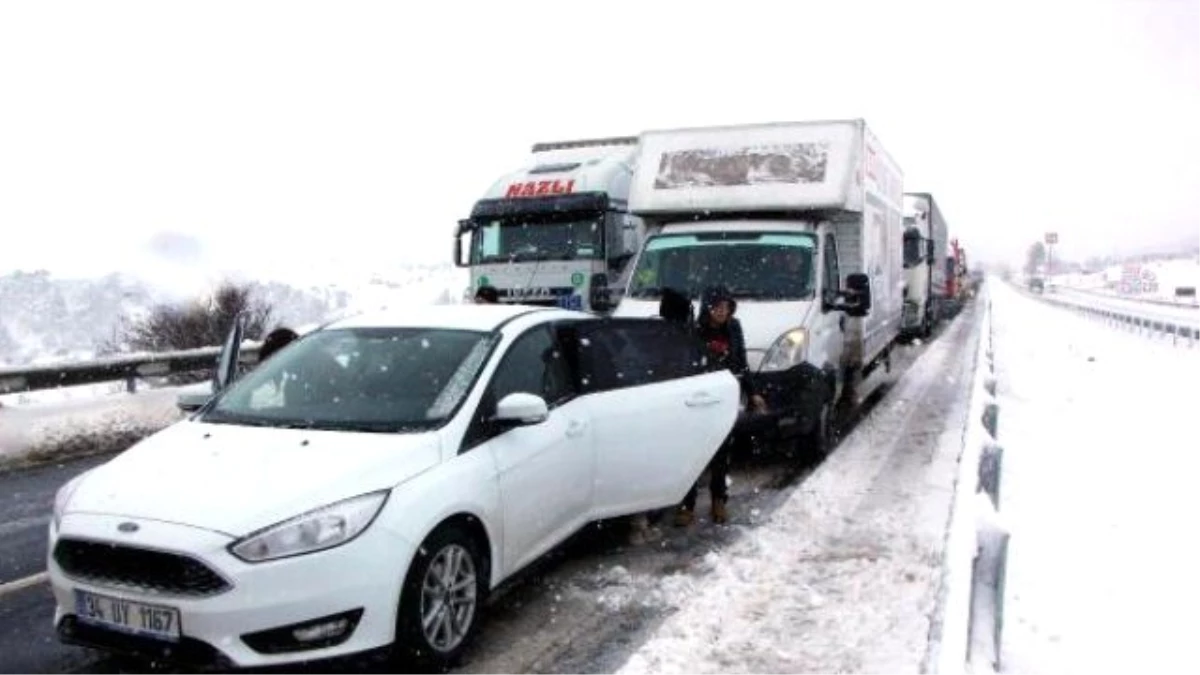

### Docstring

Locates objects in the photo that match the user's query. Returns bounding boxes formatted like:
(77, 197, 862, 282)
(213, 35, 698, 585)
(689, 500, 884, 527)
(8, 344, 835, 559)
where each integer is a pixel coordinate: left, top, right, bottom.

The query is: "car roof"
(322, 303, 590, 333)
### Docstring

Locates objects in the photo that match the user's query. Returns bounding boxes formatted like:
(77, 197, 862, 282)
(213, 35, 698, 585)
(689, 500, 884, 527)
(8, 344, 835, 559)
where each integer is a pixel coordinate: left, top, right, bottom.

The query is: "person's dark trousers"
(682, 434, 733, 510)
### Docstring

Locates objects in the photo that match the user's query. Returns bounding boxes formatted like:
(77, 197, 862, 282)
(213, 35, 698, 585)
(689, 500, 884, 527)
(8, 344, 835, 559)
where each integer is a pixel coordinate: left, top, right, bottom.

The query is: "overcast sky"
(1, 0, 1196, 288)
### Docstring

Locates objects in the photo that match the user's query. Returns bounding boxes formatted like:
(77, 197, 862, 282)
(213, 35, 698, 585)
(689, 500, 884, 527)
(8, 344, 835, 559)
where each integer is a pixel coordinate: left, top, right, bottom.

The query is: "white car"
(47, 304, 739, 669)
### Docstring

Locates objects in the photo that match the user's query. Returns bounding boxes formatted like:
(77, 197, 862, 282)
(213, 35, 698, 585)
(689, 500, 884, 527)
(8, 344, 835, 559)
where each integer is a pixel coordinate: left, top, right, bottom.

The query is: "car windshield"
(202, 327, 497, 433)
(471, 214, 604, 263)
(627, 231, 817, 301)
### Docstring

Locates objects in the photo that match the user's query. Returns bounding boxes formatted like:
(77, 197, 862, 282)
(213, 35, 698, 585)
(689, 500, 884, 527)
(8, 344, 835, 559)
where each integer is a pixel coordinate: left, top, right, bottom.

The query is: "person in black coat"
(676, 286, 765, 526)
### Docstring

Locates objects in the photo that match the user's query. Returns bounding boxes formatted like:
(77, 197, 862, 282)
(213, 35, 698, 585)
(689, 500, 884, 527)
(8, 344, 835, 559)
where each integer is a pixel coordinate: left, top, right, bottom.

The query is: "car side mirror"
(176, 392, 212, 413)
(493, 392, 549, 426)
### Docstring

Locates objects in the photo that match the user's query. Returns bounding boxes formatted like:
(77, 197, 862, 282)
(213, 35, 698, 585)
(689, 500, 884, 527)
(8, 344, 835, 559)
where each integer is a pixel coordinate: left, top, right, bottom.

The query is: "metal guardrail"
(1053, 284, 1199, 310)
(1018, 285, 1200, 347)
(0, 343, 262, 396)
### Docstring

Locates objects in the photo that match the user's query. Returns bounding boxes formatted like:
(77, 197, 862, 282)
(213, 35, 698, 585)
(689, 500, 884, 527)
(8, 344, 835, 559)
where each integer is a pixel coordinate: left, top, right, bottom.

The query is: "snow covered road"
(614, 297, 982, 674)
(0, 299, 985, 673)
(993, 281, 1200, 672)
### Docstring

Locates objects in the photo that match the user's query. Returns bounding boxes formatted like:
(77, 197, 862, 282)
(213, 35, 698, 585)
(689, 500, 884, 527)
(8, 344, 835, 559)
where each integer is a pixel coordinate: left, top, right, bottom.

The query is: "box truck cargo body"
(454, 137, 644, 312)
(612, 119, 905, 455)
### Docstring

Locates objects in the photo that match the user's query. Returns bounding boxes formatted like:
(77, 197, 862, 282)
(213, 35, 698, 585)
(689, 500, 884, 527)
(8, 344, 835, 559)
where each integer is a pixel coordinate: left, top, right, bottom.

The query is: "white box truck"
(900, 191, 949, 339)
(611, 119, 905, 456)
(453, 137, 645, 312)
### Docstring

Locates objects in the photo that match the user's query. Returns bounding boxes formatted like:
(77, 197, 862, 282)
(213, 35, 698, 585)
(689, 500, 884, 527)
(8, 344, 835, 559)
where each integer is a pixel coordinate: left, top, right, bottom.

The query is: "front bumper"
(740, 363, 829, 438)
(48, 512, 413, 669)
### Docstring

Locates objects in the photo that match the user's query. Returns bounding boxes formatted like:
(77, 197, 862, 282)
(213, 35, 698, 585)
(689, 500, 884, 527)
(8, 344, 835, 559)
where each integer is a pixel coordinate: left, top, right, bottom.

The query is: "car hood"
(64, 419, 443, 537)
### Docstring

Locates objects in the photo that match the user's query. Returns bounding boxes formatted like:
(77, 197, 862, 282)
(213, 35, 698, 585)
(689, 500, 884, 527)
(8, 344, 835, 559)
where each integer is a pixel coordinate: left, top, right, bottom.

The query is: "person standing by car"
(258, 327, 299, 363)
(675, 286, 765, 526)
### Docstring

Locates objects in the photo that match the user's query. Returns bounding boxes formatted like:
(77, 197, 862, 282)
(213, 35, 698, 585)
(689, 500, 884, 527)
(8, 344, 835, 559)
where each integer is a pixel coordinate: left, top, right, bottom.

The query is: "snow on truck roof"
(629, 118, 898, 215)
(479, 138, 639, 202)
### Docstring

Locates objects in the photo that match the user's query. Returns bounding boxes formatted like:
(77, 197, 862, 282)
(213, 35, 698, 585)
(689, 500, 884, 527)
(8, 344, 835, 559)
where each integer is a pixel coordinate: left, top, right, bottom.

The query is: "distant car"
(47, 305, 739, 670)
(1029, 278, 1045, 293)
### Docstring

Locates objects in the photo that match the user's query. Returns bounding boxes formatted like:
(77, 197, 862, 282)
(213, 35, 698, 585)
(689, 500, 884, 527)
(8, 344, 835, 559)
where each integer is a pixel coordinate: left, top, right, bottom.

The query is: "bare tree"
(111, 281, 274, 383)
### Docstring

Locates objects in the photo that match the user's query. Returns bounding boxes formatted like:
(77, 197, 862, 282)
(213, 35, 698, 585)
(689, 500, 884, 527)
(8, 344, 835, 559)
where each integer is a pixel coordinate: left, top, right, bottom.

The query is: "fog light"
(241, 608, 364, 654)
(293, 618, 349, 643)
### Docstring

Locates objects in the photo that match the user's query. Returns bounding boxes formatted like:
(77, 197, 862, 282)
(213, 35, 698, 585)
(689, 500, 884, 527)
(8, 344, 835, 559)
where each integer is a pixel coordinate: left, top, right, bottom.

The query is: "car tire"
(393, 523, 487, 671)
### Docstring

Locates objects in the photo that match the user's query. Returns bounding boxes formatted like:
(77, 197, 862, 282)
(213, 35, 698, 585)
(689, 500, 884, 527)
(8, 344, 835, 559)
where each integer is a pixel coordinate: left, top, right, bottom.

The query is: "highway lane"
(0, 304, 975, 673)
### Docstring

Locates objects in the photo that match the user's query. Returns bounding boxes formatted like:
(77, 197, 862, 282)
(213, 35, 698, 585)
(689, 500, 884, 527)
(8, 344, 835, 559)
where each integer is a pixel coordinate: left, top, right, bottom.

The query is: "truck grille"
(53, 538, 231, 597)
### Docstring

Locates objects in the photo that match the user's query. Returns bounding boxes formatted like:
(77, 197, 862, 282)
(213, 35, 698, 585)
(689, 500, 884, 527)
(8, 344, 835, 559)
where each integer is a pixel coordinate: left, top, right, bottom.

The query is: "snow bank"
(991, 281, 1200, 672)
(0, 383, 198, 470)
(615, 296, 985, 674)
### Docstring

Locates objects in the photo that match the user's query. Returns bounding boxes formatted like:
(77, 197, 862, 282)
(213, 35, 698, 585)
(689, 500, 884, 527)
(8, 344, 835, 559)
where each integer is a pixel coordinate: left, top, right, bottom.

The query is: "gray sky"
(1, 0, 1196, 289)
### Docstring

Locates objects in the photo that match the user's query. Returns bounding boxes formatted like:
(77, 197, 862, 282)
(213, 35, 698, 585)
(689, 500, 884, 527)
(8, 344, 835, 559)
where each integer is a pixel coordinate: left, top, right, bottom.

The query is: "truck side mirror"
(926, 238, 935, 262)
(454, 220, 472, 268)
(842, 273, 872, 317)
(589, 273, 614, 313)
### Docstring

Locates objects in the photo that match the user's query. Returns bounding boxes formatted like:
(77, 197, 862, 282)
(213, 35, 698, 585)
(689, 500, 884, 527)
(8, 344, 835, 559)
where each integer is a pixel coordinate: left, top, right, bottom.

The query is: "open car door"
(214, 311, 246, 393)
(176, 312, 246, 413)
(568, 318, 740, 518)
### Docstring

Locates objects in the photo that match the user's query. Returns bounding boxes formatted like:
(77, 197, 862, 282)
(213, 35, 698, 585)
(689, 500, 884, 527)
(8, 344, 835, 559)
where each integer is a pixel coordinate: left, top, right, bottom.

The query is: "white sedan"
(47, 304, 739, 669)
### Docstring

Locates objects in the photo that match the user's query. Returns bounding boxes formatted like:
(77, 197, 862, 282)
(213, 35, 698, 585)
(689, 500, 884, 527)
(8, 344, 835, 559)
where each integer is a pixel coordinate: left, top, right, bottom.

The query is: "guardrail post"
(125, 374, 137, 394)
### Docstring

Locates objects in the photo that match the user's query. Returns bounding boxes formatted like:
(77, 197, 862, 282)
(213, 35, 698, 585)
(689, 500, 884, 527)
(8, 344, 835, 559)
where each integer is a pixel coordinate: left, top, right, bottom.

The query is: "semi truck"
(945, 237, 970, 314)
(900, 192, 949, 340)
(453, 137, 645, 312)
(611, 118, 905, 457)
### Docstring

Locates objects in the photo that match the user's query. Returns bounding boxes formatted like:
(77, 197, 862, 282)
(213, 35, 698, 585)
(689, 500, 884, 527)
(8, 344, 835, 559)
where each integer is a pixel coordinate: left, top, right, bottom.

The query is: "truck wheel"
(394, 524, 487, 671)
(799, 401, 834, 460)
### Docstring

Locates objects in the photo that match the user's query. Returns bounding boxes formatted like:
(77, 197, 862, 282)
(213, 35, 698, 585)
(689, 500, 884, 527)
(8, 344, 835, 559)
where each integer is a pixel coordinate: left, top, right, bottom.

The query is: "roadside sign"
(1044, 232, 1058, 245)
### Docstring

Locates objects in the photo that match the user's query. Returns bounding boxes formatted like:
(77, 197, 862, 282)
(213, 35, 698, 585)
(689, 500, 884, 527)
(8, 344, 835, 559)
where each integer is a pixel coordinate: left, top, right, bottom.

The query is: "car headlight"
(229, 490, 390, 563)
(53, 471, 91, 530)
(758, 327, 809, 373)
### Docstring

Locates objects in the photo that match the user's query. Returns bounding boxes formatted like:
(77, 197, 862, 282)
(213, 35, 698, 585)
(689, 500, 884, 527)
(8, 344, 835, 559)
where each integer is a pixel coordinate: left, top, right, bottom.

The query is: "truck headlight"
(759, 327, 809, 373)
(229, 490, 390, 563)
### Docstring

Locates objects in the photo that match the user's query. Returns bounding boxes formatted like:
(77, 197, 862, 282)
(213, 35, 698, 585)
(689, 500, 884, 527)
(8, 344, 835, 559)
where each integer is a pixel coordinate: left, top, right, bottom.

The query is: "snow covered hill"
(0, 263, 469, 369)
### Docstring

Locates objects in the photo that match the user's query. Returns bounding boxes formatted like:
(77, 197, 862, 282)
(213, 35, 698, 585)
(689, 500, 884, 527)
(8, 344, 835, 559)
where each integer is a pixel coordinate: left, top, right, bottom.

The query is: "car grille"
(53, 538, 231, 597)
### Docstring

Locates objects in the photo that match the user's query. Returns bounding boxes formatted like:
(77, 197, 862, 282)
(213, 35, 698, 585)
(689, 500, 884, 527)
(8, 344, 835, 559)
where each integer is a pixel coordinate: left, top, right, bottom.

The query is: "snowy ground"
(612, 302, 982, 674)
(991, 282, 1200, 672)
(1052, 257, 1199, 307)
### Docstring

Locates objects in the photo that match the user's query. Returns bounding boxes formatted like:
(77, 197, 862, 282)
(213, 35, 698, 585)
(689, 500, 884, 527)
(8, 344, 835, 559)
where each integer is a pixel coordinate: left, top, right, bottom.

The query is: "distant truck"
(611, 118, 905, 457)
(453, 137, 645, 313)
(944, 238, 970, 314)
(901, 192, 949, 339)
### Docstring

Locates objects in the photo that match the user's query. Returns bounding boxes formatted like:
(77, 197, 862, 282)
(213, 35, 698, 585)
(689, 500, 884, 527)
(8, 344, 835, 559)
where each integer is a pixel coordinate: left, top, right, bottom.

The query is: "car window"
(490, 325, 574, 407)
(574, 319, 707, 393)
(203, 327, 496, 433)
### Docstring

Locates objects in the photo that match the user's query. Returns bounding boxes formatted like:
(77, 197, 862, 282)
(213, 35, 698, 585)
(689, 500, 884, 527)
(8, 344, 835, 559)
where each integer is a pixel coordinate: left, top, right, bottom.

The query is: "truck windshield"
(627, 231, 817, 301)
(471, 214, 604, 264)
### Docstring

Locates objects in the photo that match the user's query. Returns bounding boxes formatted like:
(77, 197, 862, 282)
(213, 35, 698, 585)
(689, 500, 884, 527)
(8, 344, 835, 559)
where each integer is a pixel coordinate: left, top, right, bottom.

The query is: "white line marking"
(0, 571, 48, 597)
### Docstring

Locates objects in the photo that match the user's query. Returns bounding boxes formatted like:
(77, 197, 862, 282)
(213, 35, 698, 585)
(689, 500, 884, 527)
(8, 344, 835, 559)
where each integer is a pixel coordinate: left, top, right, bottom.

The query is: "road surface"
(0, 305, 979, 674)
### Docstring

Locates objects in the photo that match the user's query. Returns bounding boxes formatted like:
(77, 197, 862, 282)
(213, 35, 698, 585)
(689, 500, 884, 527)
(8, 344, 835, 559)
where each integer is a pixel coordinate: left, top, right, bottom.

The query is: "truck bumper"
(738, 363, 830, 440)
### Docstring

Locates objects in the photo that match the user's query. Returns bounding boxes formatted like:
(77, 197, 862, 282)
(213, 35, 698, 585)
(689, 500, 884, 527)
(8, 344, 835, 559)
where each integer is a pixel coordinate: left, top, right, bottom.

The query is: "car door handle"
(685, 391, 721, 408)
(566, 420, 588, 438)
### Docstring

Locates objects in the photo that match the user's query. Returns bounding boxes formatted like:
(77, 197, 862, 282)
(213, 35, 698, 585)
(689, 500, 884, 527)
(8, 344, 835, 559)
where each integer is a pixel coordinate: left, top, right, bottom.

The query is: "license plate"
(74, 589, 181, 642)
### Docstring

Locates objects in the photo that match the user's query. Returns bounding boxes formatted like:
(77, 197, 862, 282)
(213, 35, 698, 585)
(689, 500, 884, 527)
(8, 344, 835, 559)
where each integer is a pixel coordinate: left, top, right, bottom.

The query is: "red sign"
(505, 179, 576, 198)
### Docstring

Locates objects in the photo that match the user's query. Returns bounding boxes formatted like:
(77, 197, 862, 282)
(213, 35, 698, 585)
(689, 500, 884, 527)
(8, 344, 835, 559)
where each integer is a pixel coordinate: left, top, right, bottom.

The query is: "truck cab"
(453, 137, 644, 313)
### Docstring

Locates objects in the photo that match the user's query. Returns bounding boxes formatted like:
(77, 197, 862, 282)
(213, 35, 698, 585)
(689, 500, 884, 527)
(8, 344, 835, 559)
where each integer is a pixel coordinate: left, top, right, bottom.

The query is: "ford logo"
(117, 522, 139, 533)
